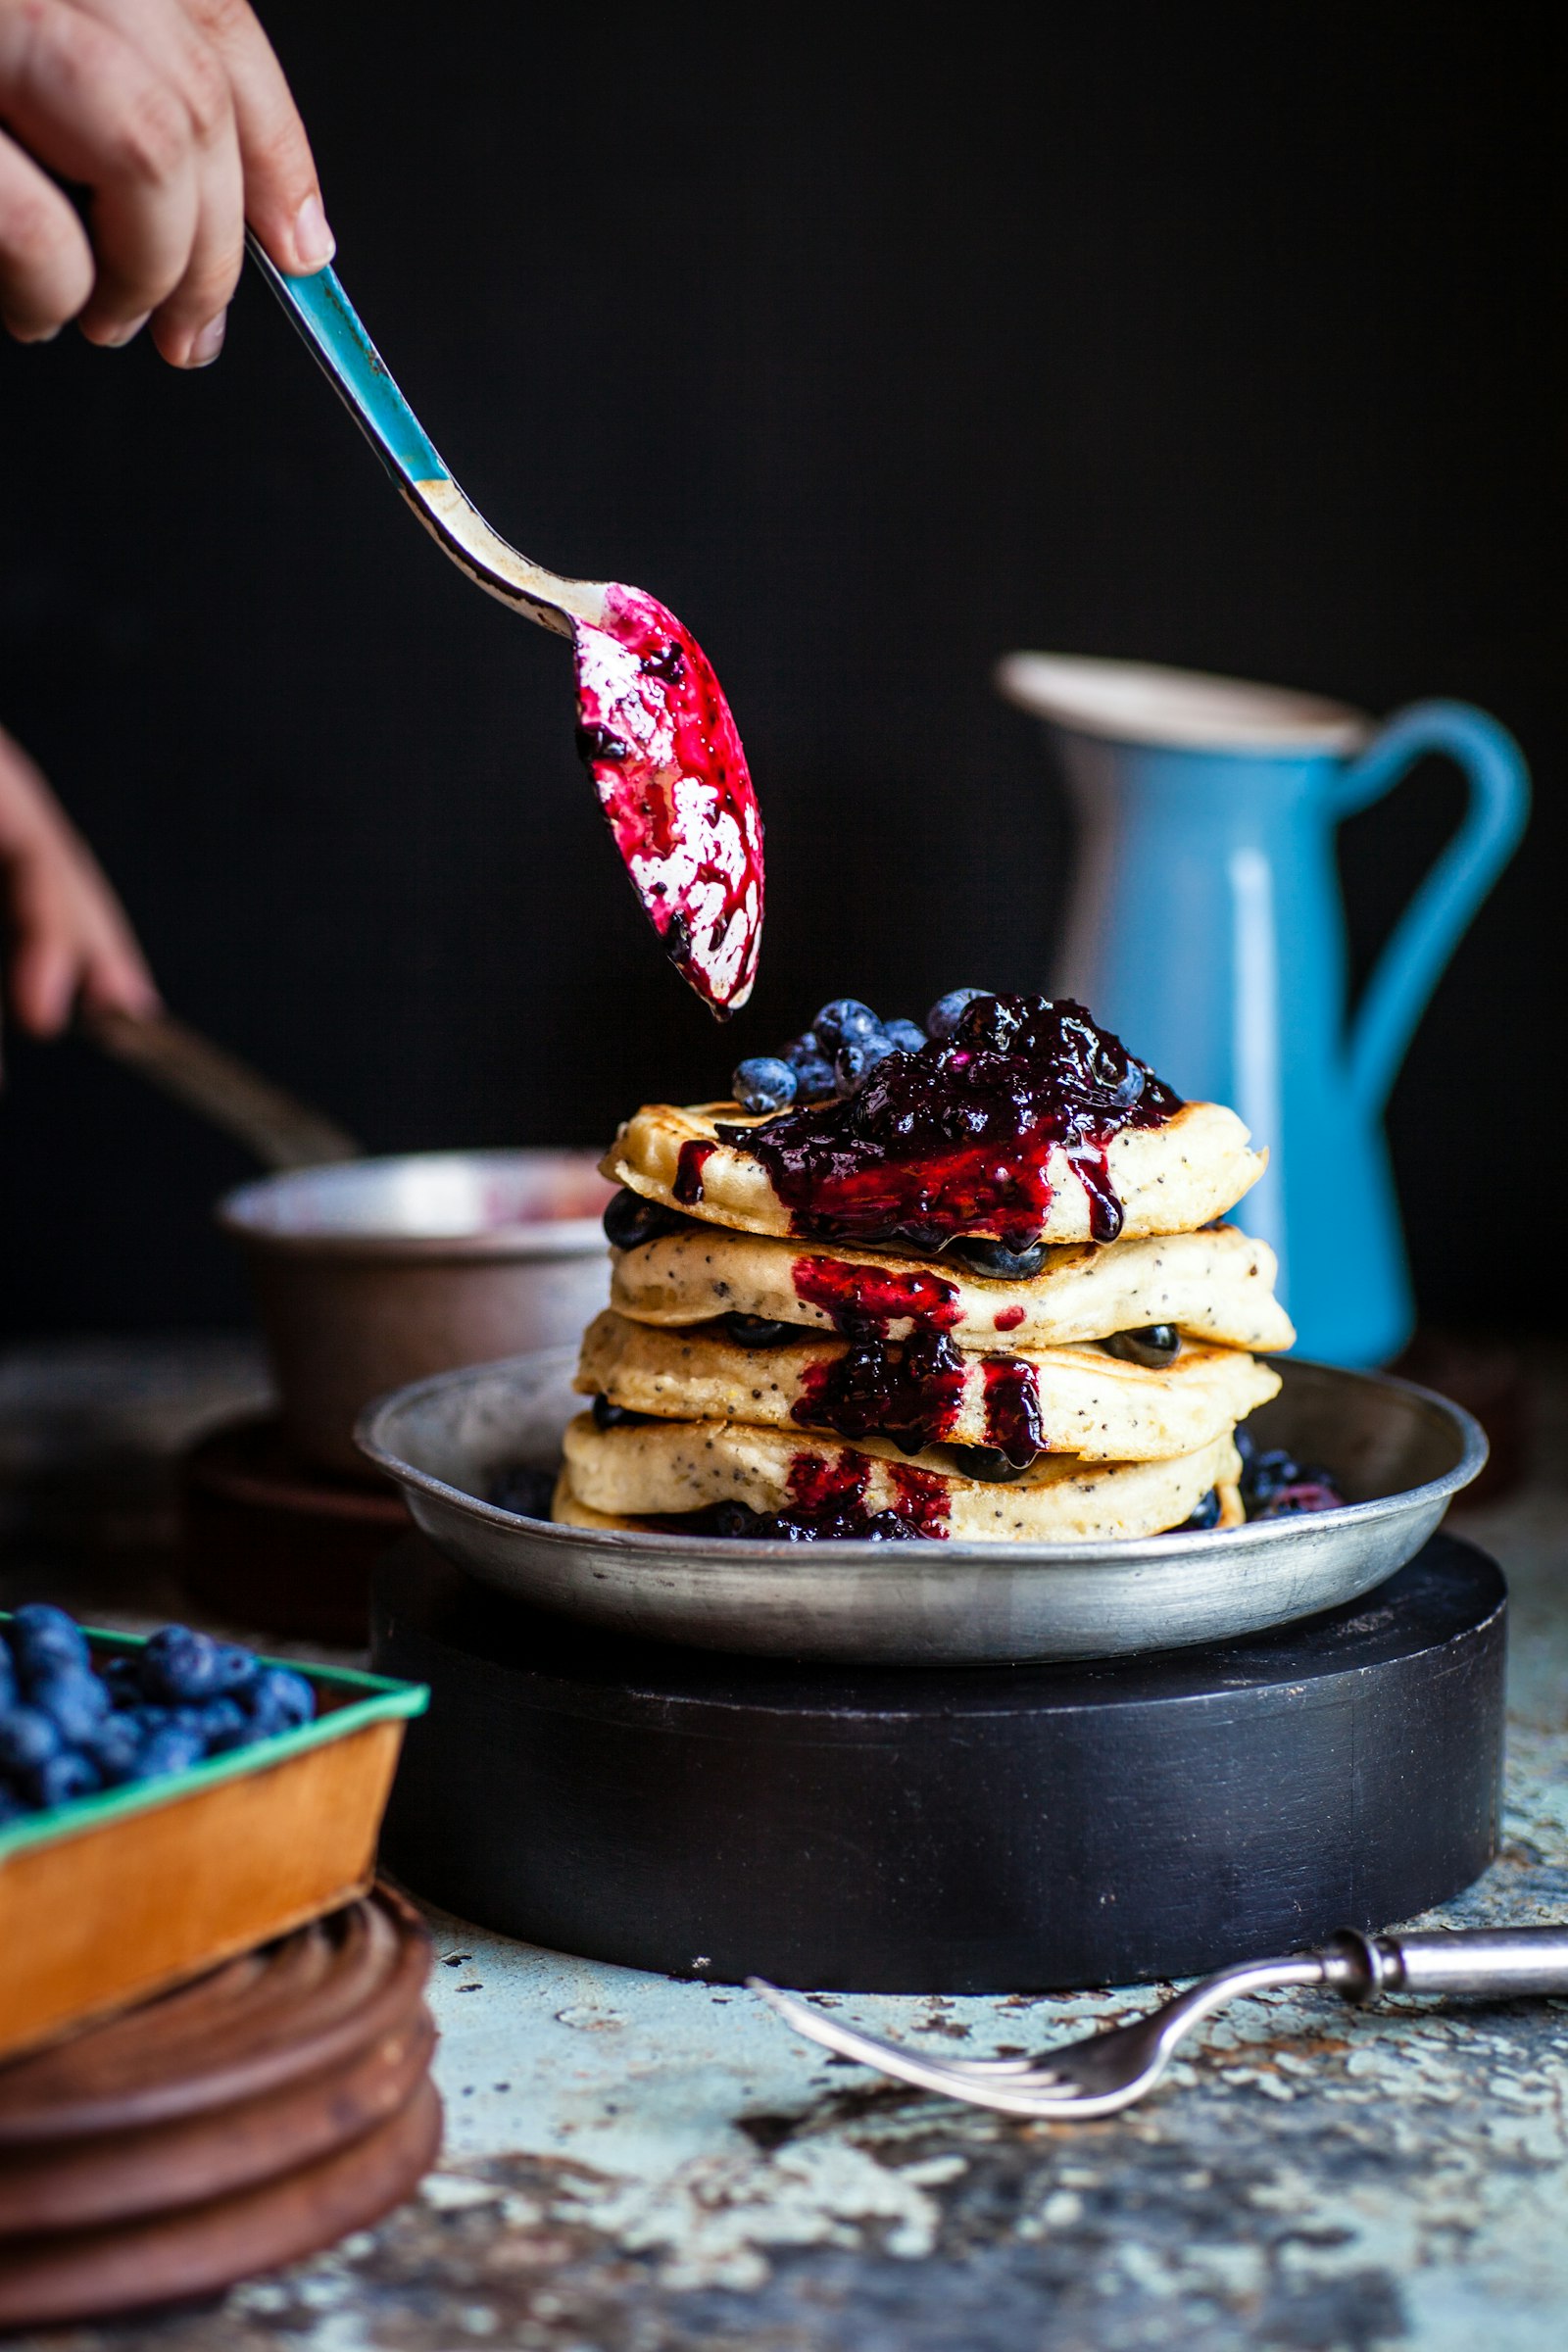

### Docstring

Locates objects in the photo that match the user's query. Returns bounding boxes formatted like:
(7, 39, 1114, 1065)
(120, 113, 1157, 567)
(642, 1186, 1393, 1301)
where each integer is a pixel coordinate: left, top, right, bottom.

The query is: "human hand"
(0, 0, 331, 368)
(0, 723, 159, 1067)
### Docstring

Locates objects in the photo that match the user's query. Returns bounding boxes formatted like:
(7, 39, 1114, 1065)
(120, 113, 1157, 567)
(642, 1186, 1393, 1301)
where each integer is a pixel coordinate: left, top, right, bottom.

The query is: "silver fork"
(750, 1926, 1568, 2120)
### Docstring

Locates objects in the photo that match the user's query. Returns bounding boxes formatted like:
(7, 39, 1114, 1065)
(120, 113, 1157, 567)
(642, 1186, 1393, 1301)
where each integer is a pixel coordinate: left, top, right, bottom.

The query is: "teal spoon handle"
(246, 234, 604, 636)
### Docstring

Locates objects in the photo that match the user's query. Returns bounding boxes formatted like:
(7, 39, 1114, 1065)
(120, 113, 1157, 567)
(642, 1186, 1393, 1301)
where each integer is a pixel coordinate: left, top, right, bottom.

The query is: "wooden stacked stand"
(0, 1886, 439, 2330)
(375, 1531, 1506, 1992)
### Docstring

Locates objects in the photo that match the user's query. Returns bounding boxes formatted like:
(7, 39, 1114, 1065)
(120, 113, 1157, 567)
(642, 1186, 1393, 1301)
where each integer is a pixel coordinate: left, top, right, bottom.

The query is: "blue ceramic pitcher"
(998, 655, 1529, 1366)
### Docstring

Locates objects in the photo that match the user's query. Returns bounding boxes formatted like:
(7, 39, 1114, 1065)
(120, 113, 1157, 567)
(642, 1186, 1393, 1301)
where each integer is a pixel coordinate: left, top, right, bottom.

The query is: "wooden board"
(0, 1885, 430, 2141)
(0, 1886, 440, 2328)
(0, 2078, 441, 2329)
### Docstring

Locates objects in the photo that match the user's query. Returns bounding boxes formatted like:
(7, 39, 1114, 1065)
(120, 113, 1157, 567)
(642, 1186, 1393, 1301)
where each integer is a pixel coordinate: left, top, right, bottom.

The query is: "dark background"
(0, 9, 1561, 1335)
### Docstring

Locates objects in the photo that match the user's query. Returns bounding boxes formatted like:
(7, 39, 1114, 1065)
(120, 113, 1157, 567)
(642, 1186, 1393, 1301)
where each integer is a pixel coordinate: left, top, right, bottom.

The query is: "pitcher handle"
(1334, 700, 1529, 1114)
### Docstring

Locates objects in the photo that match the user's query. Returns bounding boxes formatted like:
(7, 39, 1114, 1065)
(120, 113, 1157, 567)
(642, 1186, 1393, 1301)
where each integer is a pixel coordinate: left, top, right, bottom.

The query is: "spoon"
(245, 235, 762, 1016)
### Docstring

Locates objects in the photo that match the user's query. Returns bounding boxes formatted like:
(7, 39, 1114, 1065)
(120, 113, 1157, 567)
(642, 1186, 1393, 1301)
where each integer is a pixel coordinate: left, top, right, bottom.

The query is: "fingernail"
(291, 192, 335, 272)
(3, 315, 61, 344)
(98, 313, 152, 349)
(190, 310, 227, 367)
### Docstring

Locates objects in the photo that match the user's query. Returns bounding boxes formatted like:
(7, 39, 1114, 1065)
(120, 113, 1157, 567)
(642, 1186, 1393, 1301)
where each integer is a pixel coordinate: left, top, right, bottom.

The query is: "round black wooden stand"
(373, 1533, 1504, 1992)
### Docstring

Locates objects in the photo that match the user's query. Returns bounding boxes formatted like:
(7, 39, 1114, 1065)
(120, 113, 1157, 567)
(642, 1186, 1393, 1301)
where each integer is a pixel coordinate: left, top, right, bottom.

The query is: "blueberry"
(1179, 1488, 1223, 1531)
(1254, 1477, 1345, 1519)
(28, 1665, 110, 1745)
(1240, 1447, 1299, 1509)
(0, 1782, 29, 1825)
(10, 1603, 89, 1679)
(782, 1031, 822, 1068)
(83, 1713, 145, 1785)
(0, 1639, 15, 1711)
(834, 1035, 896, 1096)
(951, 1446, 1031, 1485)
(592, 1394, 647, 1429)
(603, 1187, 685, 1252)
(945, 1236, 1050, 1281)
(707, 1500, 769, 1539)
(140, 1626, 226, 1704)
(244, 1668, 316, 1737)
(789, 1054, 836, 1100)
(884, 1018, 927, 1054)
(731, 1055, 798, 1115)
(0, 1706, 63, 1775)
(101, 1654, 145, 1708)
(191, 1696, 251, 1751)
(723, 1313, 796, 1348)
(491, 1465, 557, 1517)
(812, 999, 880, 1054)
(210, 1642, 261, 1696)
(27, 1751, 100, 1811)
(926, 988, 986, 1040)
(124, 1703, 173, 1733)
(1099, 1326, 1182, 1369)
(125, 1723, 206, 1783)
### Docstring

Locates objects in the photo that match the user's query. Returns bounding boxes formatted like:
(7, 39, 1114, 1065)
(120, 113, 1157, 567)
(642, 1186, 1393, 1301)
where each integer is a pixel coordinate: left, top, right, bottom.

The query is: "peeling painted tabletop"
(2, 1336, 1566, 2352)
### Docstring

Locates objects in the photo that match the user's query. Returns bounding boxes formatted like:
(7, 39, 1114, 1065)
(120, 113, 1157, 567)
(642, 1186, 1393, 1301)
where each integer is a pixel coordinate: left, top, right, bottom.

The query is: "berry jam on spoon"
(247, 237, 762, 1015)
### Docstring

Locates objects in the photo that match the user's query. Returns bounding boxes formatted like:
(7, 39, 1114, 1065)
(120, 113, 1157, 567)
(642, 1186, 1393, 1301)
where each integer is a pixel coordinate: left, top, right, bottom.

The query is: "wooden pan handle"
(84, 1009, 361, 1172)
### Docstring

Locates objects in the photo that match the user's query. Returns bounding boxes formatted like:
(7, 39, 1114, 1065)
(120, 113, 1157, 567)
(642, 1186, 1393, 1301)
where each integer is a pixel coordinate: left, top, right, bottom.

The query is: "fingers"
(0, 124, 94, 339)
(181, 0, 332, 272)
(0, 728, 160, 1037)
(70, 0, 245, 367)
(6, 838, 161, 1034)
(0, 0, 199, 347)
(0, 0, 329, 366)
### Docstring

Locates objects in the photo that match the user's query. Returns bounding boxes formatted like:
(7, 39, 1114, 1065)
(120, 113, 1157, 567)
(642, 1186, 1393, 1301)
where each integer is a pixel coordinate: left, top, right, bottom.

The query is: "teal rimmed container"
(0, 1616, 427, 2063)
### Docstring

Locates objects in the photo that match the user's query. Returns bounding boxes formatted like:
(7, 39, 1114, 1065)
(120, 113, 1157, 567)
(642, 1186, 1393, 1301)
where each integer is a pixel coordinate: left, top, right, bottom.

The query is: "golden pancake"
(610, 1220, 1295, 1353)
(602, 1097, 1265, 1248)
(576, 1308, 1280, 1463)
(552, 1470, 1248, 1537)
(559, 1411, 1242, 1543)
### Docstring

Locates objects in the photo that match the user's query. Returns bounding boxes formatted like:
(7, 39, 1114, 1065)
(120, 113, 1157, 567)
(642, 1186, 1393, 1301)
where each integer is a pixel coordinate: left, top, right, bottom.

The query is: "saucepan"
(90, 1010, 612, 1475)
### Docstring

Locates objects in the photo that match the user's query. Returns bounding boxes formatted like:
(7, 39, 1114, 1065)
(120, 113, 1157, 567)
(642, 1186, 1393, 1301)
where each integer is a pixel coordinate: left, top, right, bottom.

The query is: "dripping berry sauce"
(788, 1250, 969, 1457)
(658, 1449, 950, 1543)
(719, 994, 1180, 1250)
(980, 1355, 1046, 1467)
(573, 584, 764, 1018)
(673, 1139, 716, 1205)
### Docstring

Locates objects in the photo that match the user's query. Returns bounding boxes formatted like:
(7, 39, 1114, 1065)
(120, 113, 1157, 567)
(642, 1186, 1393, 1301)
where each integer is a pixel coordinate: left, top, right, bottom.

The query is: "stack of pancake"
(554, 996, 1295, 1544)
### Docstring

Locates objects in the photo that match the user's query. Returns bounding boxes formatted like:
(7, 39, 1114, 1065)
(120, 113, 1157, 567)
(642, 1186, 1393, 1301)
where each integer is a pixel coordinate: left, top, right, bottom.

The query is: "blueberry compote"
(788, 1251, 966, 1455)
(662, 1452, 950, 1543)
(794, 1328, 967, 1456)
(788, 1247, 1051, 1466)
(573, 585, 763, 1017)
(721, 995, 1179, 1251)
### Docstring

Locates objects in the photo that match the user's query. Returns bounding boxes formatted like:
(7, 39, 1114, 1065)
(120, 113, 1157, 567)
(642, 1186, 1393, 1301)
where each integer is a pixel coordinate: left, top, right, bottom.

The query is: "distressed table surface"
(2, 1336, 1565, 2352)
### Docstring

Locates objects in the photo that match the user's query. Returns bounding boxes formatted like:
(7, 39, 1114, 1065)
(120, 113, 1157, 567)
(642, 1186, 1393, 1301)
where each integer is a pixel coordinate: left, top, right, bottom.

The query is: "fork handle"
(1332, 1925, 1568, 2001)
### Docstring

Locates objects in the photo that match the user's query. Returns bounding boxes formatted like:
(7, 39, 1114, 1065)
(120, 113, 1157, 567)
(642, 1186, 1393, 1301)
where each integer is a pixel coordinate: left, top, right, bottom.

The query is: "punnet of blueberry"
(731, 1054, 798, 1114)
(0, 1607, 318, 1819)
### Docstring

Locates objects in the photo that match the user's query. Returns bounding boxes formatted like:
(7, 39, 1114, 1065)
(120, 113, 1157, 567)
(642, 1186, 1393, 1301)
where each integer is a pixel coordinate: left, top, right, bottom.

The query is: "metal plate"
(356, 1350, 1487, 1664)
